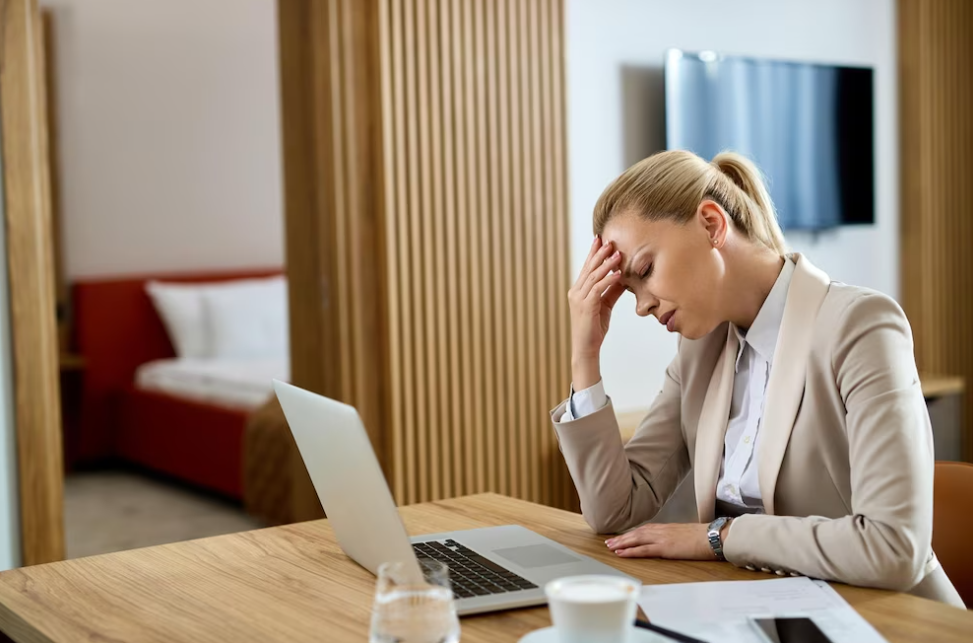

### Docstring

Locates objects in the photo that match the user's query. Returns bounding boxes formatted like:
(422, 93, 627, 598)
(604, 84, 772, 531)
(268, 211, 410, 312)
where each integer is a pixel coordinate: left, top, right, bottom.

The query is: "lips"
(658, 310, 675, 331)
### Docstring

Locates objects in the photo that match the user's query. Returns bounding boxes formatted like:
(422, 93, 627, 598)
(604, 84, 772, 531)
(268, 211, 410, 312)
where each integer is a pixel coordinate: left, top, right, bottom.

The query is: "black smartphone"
(749, 617, 835, 643)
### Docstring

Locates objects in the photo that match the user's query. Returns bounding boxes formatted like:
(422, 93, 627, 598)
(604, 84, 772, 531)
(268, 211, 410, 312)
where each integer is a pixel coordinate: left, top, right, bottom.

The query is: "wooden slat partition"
(899, 0, 973, 460)
(0, 0, 66, 564)
(278, 0, 390, 521)
(280, 0, 575, 513)
(378, 0, 573, 509)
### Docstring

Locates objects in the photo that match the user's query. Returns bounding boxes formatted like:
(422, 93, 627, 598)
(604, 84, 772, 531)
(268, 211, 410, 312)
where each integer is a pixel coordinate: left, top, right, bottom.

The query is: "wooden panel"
(379, 0, 572, 509)
(0, 0, 66, 565)
(439, 0, 460, 502)
(900, 0, 973, 461)
(451, 0, 475, 503)
(2, 493, 973, 643)
(40, 11, 67, 354)
(509, 0, 529, 501)
(281, 0, 573, 511)
(278, 0, 390, 520)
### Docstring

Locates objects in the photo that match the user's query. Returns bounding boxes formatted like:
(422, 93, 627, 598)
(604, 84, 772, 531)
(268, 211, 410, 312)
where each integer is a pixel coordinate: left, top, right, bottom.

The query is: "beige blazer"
(551, 254, 963, 607)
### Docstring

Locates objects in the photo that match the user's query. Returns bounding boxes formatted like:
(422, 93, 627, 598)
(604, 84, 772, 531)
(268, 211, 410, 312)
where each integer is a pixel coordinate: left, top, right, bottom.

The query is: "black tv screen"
(664, 50, 874, 230)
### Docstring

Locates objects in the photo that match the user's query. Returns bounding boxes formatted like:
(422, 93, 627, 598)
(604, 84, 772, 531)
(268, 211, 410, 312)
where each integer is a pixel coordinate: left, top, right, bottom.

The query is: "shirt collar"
(732, 257, 796, 369)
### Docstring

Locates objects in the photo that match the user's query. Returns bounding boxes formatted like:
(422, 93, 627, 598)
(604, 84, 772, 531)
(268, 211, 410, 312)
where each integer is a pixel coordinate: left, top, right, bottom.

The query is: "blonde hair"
(592, 150, 787, 256)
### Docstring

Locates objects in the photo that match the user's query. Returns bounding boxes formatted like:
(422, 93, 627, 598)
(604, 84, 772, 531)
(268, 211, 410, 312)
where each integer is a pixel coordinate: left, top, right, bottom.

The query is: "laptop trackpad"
(493, 544, 582, 568)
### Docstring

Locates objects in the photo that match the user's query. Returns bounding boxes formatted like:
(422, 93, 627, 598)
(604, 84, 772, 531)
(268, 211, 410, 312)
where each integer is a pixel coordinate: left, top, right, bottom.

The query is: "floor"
(64, 469, 263, 559)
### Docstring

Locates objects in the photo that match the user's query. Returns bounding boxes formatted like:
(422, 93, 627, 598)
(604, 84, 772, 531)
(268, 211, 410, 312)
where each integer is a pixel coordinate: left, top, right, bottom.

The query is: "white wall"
(566, 0, 897, 412)
(41, 0, 284, 278)
(0, 127, 22, 572)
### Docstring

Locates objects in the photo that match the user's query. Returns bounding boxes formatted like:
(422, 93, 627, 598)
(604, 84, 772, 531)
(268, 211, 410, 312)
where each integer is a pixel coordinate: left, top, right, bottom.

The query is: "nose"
(635, 291, 660, 318)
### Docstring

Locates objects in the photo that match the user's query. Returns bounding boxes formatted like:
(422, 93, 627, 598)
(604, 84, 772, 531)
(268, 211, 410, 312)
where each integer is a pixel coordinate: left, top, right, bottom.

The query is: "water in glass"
(369, 559, 460, 643)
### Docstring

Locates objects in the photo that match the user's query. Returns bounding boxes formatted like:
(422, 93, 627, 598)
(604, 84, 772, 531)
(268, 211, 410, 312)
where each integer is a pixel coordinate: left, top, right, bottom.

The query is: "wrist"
(706, 517, 732, 561)
(571, 355, 601, 391)
(720, 518, 733, 543)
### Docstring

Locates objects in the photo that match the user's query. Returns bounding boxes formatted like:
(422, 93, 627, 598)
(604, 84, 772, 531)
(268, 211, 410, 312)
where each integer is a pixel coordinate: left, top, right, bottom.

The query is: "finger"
(585, 236, 601, 265)
(581, 252, 621, 298)
(573, 253, 605, 297)
(606, 527, 653, 550)
(585, 239, 614, 274)
(577, 240, 615, 287)
(600, 281, 626, 308)
(573, 237, 605, 289)
(589, 271, 622, 302)
(615, 544, 663, 558)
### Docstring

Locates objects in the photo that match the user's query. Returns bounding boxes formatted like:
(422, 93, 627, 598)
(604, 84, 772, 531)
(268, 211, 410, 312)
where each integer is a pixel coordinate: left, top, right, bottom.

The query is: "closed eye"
(639, 264, 653, 280)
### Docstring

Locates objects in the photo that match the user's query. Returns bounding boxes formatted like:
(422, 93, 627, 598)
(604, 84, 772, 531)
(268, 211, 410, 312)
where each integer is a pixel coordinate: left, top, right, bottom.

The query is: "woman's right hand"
(568, 236, 626, 390)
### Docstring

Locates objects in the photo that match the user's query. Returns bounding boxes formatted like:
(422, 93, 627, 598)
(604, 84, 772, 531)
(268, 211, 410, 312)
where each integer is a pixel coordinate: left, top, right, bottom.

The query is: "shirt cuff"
(559, 380, 608, 422)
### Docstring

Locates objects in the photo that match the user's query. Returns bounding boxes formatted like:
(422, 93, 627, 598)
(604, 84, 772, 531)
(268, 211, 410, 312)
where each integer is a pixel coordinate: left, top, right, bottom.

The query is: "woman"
(551, 149, 963, 606)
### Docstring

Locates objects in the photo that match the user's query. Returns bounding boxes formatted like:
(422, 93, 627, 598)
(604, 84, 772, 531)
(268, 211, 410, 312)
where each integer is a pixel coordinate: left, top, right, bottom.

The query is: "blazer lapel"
(694, 325, 738, 522)
(758, 254, 831, 515)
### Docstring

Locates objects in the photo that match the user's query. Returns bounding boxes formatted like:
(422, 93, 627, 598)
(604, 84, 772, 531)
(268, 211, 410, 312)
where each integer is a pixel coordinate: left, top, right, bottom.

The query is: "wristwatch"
(707, 516, 730, 561)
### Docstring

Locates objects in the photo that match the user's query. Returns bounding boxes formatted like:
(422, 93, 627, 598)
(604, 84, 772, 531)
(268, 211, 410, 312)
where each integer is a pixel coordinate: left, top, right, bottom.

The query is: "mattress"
(134, 358, 290, 411)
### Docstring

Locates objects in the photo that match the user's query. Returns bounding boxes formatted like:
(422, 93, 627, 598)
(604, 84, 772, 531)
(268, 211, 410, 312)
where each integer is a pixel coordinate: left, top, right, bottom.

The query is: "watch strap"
(707, 516, 730, 561)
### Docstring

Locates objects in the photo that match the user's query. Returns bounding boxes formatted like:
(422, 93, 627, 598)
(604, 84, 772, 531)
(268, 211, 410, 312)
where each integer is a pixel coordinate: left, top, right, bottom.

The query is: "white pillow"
(145, 281, 211, 358)
(203, 276, 289, 360)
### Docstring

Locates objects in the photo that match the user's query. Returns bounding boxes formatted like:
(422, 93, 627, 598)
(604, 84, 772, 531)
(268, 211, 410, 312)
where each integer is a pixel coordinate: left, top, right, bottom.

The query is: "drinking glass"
(369, 559, 460, 643)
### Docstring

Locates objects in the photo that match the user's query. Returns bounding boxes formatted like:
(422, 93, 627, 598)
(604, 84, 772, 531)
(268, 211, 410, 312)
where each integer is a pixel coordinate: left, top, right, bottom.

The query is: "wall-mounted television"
(664, 49, 874, 230)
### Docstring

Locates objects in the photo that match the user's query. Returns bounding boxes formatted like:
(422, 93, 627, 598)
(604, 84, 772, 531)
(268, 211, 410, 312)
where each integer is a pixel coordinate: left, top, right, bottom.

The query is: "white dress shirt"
(560, 257, 795, 512)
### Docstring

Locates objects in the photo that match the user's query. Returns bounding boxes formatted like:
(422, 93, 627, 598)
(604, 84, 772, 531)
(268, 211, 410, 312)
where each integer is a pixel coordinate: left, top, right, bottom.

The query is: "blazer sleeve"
(723, 293, 935, 592)
(549, 353, 690, 534)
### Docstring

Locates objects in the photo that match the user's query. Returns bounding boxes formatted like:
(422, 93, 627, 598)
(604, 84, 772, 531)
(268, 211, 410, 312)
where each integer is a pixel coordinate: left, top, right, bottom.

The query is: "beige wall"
(41, 0, 283, 278)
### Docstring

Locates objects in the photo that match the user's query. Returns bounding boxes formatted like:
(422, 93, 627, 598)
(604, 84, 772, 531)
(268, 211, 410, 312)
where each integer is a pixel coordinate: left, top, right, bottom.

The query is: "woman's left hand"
(605, 523, 715, 560)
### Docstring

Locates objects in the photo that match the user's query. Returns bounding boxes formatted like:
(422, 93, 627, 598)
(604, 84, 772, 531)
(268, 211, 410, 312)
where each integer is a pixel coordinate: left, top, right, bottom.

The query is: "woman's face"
(600, 206, 727, 340)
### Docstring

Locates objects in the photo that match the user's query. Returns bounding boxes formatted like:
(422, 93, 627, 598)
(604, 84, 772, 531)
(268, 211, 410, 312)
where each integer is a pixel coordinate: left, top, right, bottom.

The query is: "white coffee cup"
(545, 575, 640, 643)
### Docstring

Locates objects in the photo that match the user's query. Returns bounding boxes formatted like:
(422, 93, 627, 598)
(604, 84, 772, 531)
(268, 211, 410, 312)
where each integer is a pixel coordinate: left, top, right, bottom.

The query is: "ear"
(696, 200, 729, 249)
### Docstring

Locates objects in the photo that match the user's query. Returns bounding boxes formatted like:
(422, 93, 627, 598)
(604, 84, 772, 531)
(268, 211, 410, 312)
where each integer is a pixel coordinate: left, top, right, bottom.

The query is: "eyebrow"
(621, 247, 649, 279)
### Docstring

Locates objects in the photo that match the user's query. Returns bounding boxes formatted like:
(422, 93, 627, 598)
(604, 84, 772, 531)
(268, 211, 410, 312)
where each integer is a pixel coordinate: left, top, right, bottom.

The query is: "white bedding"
(135, 358, 290, 411)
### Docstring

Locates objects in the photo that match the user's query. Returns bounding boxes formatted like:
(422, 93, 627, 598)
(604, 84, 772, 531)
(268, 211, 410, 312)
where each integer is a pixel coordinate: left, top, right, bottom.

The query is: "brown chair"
(933, 461, 973, 607)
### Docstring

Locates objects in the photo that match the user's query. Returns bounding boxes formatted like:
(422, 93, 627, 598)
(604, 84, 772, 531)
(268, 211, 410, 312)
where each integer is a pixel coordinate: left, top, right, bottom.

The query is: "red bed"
(72, 267, 283, 499)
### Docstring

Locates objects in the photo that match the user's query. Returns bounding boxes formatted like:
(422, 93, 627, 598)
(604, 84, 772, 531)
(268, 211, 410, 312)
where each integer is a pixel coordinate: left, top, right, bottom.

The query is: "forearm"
(724, 512, 931, 591)
(552, 383, 688, 532)
(554, 402, 661, 532)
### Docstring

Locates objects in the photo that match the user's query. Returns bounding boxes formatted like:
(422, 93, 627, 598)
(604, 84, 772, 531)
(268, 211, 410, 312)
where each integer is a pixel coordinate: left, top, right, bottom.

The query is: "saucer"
(518, 625, 667, 643)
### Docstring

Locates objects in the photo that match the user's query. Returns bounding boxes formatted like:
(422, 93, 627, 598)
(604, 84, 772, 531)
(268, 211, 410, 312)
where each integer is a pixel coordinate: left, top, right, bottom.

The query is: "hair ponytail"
(592, 149, 788, 257)
(710, 152, 786, 256)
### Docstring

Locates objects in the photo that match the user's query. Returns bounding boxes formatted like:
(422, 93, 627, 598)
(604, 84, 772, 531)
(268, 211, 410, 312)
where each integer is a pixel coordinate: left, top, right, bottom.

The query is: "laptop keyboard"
(413, 539, 538, 600)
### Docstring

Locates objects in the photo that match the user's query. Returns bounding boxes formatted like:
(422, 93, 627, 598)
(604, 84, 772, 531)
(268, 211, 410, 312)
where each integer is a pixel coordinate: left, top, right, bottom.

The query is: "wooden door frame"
(0, 0, 66, 566)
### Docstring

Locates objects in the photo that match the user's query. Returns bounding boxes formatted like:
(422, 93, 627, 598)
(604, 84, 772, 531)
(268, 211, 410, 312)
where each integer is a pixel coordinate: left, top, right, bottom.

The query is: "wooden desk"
(0, 494, 970, 643)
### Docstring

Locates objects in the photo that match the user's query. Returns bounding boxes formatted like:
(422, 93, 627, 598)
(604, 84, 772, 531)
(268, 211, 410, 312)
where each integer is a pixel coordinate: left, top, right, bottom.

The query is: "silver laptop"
(272, 380, 637, 616)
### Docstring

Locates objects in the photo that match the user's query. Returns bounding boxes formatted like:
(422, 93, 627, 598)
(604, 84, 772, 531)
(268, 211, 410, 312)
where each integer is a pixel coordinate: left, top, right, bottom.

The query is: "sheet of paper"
(638, 576, 887, 643)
